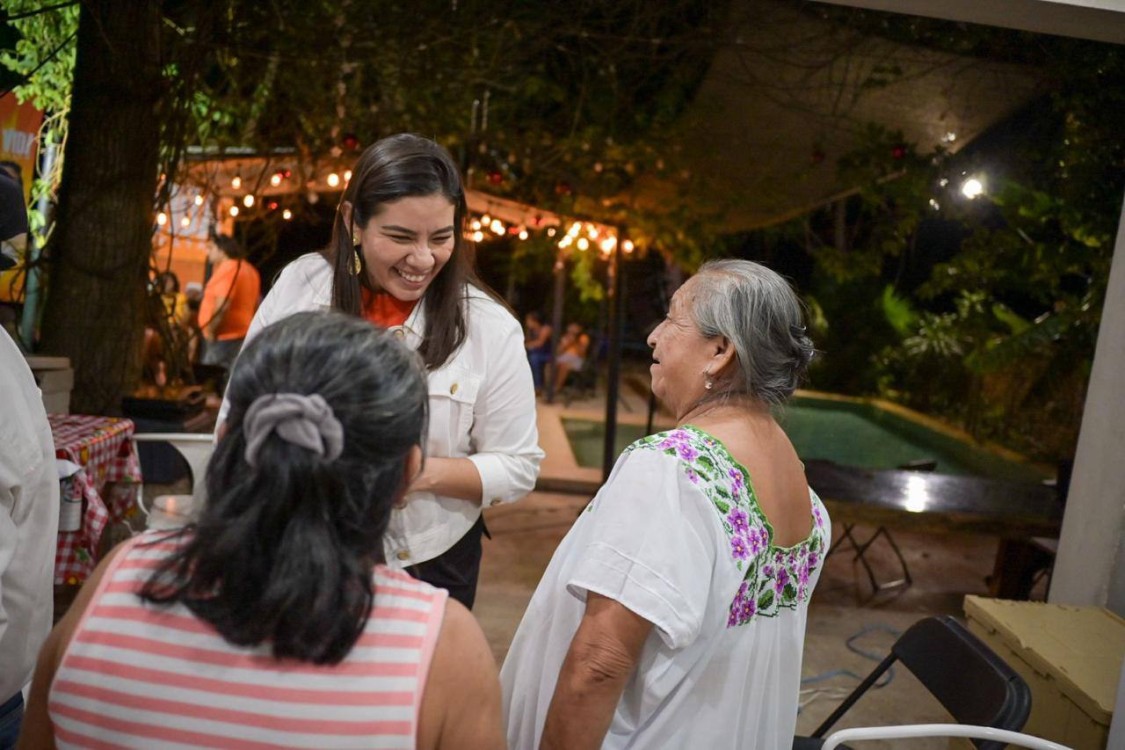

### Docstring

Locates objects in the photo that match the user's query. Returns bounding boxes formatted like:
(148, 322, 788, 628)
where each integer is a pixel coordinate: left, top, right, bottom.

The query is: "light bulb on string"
(243, 194, 255, 208)
(490, 219, 504, 235)
(231, 175, 242, 190)
(326, 173, 340, 188)
(156, 212, 168, 226)
(229, 205, 239, 217)
(180, 216, 191, 228)
(547, 227, 557, 237)
(472, 230, 484, 243)
(344, 170, 352, 182)
(282, 209, 293, 220)
(270, 173, 282, 187)
(481, 214, 491, 226)
(623, 239, 635, 254)
(577, 237, 589, 251)
(518, 229, 529, 240)
(471, 219, 482, 231)
(193, 195, 204, 207)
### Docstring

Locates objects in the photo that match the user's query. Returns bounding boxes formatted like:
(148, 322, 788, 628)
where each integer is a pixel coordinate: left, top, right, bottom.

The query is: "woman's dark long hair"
(141, 311, 427, 665)
(327, 133, 482, 371)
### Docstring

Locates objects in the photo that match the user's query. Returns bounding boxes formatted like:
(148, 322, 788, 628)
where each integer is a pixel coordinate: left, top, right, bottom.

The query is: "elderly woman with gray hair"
(501, 259, 830, 749)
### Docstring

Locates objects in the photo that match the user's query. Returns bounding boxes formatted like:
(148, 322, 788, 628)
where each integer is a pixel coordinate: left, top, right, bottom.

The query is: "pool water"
(562, 396, 1045, 482)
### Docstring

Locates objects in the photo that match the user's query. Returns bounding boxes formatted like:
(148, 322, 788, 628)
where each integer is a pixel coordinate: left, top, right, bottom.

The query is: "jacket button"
(450, 383, 459, 395)
(396, 550, 410, 561)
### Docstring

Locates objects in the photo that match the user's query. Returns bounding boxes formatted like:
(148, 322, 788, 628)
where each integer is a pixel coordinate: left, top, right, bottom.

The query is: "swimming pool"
(562, 393, 1047, 482)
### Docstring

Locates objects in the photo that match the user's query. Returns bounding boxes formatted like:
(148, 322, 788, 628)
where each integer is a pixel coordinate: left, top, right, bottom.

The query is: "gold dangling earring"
(350, 234, 362, 276)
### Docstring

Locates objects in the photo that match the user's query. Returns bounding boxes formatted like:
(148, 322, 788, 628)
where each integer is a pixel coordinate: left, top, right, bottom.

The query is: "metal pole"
(546, 248, 566, 402)
(602, 233, 623, 480)
(20, 142, 57, 349)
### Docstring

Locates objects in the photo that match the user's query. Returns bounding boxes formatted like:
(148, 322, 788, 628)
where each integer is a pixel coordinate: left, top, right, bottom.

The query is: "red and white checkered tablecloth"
(49, 414, 142, 585)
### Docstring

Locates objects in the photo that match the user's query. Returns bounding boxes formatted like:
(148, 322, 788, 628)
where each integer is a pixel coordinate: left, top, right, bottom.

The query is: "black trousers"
(406, 515, 488, 609)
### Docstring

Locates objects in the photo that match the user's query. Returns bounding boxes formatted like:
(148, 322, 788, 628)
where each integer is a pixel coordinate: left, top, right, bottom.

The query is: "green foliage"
(1, 1, 79, 244)
(801, 18, 1122, 462)
(880, 285, 917, 337)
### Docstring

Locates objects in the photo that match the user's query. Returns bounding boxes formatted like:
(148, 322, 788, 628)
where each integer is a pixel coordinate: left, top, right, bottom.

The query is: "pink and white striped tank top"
(49, 531, 447, 749)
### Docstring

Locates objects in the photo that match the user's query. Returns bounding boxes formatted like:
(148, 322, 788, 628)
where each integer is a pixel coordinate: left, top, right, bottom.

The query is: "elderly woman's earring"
(704, 371, 714, 390)
(350, 234, 362, 276)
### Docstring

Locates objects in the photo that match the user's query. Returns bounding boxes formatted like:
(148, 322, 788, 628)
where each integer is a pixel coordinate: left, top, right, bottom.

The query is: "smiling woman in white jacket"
(219, 133, 543, 608)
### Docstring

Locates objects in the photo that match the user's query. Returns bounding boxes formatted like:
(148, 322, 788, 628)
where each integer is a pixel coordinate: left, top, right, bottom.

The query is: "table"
(49, 414, 143, 586)
(804, 459, 1063, 597)
(805, 459, 1062, 538)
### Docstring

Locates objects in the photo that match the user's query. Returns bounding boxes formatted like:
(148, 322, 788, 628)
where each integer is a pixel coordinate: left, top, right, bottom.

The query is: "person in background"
(502, 259, 828, 749)
(221, 133, 542, 609)
(0, 326, 60, 749)
(18, 311, 505, 749)
(550, 321, 589, 398)
(524, 310, 552, 396)
(198, 233, 260, 375)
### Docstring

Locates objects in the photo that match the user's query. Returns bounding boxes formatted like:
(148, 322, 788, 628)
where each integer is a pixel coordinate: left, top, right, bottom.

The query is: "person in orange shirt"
(199, 233, 260, 375)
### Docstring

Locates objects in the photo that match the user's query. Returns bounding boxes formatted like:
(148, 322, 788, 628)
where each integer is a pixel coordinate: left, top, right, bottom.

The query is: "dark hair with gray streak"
(142, 310, 427, 665)
(689, 259, 815, 405)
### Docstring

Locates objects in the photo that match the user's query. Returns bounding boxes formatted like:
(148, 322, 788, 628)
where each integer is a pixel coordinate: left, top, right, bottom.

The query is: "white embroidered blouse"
(501, 426, 830, 749)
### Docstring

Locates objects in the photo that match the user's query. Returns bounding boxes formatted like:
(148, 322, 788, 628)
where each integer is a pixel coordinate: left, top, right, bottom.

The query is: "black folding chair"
(794, 615, 1031, 750)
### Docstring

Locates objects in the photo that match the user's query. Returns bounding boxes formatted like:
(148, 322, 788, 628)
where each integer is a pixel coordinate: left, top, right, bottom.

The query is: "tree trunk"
(40, 0, 163, 415)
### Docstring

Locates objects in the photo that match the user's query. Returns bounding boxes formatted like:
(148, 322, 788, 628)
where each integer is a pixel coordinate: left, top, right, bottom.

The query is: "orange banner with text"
(0, 98, 44, 301)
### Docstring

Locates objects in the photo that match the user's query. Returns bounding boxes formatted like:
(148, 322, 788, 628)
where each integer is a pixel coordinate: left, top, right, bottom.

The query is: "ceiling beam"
(811, 0, 1125, 44)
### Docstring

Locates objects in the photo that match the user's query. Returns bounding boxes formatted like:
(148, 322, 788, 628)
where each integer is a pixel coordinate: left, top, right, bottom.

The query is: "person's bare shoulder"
(417, 598, 506, 750)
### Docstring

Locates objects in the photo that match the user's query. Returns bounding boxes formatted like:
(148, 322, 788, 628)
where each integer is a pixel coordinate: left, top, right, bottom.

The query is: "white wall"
(1049, 197, 1125, 615)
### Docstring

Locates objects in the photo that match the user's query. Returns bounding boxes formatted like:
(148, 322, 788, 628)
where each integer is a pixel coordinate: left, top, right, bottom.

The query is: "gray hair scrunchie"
(242, 393, 344, 468)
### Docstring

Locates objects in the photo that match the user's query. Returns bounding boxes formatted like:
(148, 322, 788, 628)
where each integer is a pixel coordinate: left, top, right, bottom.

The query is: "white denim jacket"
(220, 252, 543, 566)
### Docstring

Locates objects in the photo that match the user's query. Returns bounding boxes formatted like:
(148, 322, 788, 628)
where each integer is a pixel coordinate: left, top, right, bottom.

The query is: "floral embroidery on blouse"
(623, 426, 830, 628)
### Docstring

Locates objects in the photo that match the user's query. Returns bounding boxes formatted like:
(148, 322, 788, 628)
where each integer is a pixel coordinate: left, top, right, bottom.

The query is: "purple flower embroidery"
(808, 552, 819, 569)
(730, 534, 750, 560)
(727, 507, 750, 537)
(799, 560, 810, 587)
(676, 443, 699, 462)
(748, 528, 766, 555)
(775, 567, 790, 594)
(685, 468, 700, 484)
(813, 505, 825, 527)
(762, 564, 774, 578)
(740, 596, 756, 620)
(729, 467, 744, 492)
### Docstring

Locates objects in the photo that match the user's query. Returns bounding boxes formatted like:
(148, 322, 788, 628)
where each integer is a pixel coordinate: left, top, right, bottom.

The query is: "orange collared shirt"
(362, 288, 418, 328)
